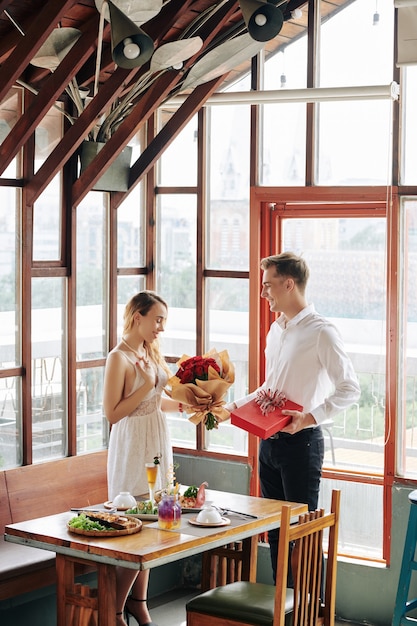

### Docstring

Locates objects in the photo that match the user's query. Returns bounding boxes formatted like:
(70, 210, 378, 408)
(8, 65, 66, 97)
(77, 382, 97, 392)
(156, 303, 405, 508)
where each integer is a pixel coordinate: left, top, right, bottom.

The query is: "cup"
(196, 501, 222, 524)
(112, 491, 137, 509)
(145, 462, 159, 504)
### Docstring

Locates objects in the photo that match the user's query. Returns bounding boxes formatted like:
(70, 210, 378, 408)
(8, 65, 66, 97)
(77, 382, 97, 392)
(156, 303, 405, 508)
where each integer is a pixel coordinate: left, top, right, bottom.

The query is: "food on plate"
(68, 511, 131, 531)
(126, 500, 158, 515)
(155, 482, 208, 509)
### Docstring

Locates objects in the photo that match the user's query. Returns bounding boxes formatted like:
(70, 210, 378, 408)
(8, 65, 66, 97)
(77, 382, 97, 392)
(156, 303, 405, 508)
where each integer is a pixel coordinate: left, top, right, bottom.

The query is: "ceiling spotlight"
(373, 1, 379, 26)
(123, 37, 140, 59)
(239, 0, 284, 42)
(107, 0, 154, 68)
(291, 8, 303, 20)
(255, 14, 267, 27)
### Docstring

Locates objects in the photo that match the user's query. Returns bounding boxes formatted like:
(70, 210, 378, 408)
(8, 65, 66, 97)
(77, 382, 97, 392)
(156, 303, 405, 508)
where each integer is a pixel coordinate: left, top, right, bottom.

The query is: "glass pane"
(117, 276, 146, 337)
(260, 28, 307, 186)
(156, 194, 197, 356)
(320, 0, 394, 87)
(32, 277, 67, 462)
(0, 376, 22, 469)
(0, 186, 19, 367)
(320, 477, 382, 559)
(402, 66, 417, 185)
(32, 174, 61, 260)
(158, 114, 197, 186)
(34, 103, 63, 170)
(117, 184, 145, 268)
(205, 277, 249, 455)
(76, 365, 108, 454)
(260, 102, 306, 186)
(259, 28, 307, 186)
(0, 87, 22, 179)
(398, 198, 417, 477)
(282, 217, 387, 473)
(76, 193, 107, 360)
(264, 20, 307, 90)
(317, 100, 393, 185)
(166, 361, 196, 449)
(207, 105, 250, 269)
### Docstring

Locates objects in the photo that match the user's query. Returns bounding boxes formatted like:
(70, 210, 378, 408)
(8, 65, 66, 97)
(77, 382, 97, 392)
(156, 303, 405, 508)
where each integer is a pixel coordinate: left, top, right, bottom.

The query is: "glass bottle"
(158, 493, 182, 529)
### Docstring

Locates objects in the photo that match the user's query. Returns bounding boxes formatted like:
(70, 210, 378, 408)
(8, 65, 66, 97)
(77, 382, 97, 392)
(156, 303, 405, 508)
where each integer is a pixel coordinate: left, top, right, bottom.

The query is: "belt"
(268, 426, 318, 440)
(268, 431, 293, 440)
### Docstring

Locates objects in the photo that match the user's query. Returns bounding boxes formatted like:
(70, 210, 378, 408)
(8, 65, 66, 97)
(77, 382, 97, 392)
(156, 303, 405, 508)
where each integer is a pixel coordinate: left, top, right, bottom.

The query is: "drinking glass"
(145, 462, 159, 504)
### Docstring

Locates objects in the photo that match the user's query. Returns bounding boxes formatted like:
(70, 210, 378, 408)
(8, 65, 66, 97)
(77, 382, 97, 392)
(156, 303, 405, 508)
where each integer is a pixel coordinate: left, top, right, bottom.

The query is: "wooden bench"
(0, 450, 108, 602)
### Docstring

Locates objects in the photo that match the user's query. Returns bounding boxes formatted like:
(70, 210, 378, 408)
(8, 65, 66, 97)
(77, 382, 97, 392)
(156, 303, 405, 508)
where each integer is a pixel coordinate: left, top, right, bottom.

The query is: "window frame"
(248, 186, 400, 563)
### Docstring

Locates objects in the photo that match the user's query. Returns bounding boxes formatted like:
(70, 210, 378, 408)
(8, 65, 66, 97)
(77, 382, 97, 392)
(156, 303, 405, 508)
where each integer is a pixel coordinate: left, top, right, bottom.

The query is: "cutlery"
(70, 507, 114, 513)
(215, 507, 258, 520)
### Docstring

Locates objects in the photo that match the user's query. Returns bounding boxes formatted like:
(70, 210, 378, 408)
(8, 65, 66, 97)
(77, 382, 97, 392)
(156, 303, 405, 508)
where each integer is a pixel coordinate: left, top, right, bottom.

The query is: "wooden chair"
(186, 489, 341, 626)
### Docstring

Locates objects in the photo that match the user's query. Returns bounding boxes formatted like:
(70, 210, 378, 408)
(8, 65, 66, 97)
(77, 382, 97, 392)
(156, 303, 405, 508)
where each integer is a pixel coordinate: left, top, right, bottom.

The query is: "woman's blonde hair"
(123, 291, 170, 375)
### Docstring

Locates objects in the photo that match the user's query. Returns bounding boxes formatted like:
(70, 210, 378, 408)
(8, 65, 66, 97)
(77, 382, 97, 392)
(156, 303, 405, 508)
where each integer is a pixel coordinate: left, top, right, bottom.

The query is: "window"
(0, 0, 415, 567)
(0, 184, 21, 469)
(398, 198, 417, 477)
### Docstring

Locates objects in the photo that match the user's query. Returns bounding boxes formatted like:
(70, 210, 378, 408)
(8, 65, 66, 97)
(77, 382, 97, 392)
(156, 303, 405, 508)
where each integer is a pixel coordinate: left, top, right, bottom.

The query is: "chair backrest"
(273, 489, 341, 626)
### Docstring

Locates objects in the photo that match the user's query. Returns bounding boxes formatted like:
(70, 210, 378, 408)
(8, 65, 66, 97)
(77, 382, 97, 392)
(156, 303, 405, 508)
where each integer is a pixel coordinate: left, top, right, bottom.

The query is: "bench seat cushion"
(186, 581, 294, 626)
(0, 536, 55, 582)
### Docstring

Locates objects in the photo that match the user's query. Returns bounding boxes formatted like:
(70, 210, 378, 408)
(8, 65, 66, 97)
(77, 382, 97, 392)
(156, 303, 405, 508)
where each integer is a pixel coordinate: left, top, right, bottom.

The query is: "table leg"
(56, 553, 75, 626)
(97, 562, 116, 626)
(241, 535, 258, 582)
(55, 554, 117, 626)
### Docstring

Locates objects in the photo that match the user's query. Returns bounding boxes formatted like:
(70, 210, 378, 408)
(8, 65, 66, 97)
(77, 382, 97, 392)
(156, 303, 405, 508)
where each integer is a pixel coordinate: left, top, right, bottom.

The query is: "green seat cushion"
(186, 581, 294, 626)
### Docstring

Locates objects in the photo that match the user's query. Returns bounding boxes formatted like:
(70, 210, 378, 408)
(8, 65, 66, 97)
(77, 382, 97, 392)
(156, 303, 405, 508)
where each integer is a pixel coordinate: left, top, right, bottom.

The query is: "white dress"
(107, 349, 173, 501)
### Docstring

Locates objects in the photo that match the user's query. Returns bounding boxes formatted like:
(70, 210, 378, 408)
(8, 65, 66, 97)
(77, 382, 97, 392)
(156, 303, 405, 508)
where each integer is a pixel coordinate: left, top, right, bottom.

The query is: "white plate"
(104, 500, 131, 511)
(126, 512, 158, 521)
(188, 516, 231, 528)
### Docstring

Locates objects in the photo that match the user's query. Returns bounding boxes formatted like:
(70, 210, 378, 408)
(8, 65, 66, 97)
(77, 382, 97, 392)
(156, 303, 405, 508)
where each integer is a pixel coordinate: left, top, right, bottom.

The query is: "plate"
(126, 512, 158, 521)
(104, 500, 132, 511)
(67, 517, 143, 537)
(188, 516, 231, 528)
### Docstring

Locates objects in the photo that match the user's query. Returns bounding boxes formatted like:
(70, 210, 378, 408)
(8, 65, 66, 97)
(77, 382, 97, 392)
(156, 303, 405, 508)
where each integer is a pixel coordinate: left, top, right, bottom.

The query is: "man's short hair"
(260, 252, 310, 291)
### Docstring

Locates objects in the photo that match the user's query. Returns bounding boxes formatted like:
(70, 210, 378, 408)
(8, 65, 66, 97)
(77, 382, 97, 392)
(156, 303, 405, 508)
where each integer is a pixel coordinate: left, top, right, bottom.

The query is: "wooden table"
(4, 489, 307, 626)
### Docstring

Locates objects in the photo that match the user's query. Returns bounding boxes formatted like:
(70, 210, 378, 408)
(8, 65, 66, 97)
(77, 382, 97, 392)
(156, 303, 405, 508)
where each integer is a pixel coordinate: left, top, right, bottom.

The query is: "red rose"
(175, 355, 221, 384)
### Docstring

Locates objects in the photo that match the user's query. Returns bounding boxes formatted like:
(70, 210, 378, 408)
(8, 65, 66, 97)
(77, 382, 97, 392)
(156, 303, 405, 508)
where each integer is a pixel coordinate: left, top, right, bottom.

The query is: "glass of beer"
(145, 461, 159, 504)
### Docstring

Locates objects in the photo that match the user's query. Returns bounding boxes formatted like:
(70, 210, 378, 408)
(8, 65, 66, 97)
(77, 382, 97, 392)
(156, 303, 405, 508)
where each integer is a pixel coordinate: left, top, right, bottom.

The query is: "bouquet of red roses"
(165, 349, 235, 430)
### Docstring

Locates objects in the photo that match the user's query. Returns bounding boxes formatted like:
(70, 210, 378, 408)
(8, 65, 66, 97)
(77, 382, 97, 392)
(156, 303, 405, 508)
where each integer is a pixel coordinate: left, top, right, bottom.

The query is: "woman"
(103, 290, 181, 626)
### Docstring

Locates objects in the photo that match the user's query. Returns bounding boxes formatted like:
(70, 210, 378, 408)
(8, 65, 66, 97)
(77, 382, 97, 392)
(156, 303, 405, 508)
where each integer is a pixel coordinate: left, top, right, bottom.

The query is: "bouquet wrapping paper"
(165, 349, 235, 430)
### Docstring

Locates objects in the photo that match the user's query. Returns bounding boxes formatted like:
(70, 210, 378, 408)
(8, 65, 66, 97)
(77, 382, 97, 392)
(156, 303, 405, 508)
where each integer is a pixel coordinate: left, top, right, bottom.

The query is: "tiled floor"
(131, 589, 354, 626)
(128, 589, 199, 626)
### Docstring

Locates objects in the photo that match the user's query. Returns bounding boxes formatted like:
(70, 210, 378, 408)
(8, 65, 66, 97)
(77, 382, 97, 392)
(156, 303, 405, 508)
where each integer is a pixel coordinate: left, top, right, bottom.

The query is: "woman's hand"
(135, 358, 155, 388)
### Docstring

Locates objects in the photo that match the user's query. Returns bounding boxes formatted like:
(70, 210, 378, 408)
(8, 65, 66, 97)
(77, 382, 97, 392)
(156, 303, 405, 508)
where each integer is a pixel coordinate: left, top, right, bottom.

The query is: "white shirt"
(235, 304, 360, 426)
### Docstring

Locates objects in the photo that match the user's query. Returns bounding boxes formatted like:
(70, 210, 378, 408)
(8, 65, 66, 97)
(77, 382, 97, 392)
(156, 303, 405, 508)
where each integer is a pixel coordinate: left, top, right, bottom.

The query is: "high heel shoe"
(124, 597, 158, 626)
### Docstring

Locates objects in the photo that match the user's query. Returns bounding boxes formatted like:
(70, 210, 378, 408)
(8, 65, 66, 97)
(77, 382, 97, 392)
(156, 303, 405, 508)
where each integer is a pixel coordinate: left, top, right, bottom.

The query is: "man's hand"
(280, 410, 316, 434)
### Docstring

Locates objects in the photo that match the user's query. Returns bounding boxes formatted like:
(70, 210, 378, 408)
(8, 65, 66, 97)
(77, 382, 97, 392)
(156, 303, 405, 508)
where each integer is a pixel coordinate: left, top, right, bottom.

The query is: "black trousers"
(259, 426, 325, 583)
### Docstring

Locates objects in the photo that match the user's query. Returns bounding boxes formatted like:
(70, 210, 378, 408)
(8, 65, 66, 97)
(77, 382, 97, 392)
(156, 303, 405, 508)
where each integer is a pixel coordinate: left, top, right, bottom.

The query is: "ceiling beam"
(71, 69, 183, 205)
(0, 0, 78, 103)
(0, 15, 100, 175)
(72, 0, 241, 204)
(25, 63, 143, 205)
(113, 73, 230, 210)
(25, 0, 199, 204)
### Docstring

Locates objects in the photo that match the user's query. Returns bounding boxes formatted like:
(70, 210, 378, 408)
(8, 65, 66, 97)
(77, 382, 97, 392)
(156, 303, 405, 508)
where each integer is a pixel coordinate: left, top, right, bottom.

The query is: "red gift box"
(231, 397, 303, 439)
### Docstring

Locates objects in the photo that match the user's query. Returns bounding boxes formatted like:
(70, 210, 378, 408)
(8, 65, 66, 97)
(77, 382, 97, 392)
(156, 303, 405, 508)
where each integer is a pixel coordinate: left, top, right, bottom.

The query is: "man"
(229, 252, 360, 581)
